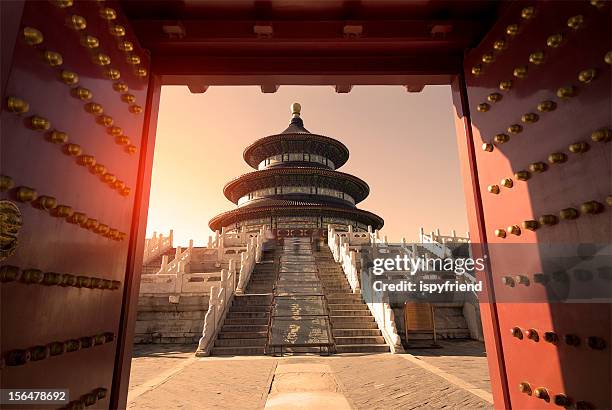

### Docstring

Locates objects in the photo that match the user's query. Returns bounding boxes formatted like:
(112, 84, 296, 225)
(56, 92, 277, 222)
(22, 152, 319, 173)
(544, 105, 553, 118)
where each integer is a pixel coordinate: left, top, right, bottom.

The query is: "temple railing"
(207, 226, 268, 264)
(142, 230, 174, 264)
(419, 227, 470, 259)
(155, 240, 193, 275)
(195, 226, 269, 356)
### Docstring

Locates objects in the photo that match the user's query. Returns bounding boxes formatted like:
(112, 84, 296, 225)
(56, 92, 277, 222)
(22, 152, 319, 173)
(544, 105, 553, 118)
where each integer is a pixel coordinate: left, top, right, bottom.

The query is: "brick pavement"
(128, 343, 492, 409)
(409, 340, 492, 393)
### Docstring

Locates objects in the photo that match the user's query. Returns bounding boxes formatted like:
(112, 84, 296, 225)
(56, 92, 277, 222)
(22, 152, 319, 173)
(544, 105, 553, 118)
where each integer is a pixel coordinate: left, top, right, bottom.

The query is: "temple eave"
(208, 204, 384, 232)
(222, 167, 370, 204)
(243, 133, 350, 169)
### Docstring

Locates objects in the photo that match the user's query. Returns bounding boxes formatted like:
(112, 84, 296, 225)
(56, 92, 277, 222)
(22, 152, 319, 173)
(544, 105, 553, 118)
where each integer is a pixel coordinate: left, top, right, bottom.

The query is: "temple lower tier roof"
(223, 167, 370, 204)
(208, 201, 384, 231)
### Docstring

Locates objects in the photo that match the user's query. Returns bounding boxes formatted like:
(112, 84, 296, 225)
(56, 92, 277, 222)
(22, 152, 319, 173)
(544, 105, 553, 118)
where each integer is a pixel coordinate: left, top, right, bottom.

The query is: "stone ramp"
(268, 238, 334, 355)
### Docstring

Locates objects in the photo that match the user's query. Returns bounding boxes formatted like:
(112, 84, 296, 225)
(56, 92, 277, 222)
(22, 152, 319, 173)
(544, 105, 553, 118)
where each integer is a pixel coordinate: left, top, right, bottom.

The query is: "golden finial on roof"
(291, 102, 301, 118)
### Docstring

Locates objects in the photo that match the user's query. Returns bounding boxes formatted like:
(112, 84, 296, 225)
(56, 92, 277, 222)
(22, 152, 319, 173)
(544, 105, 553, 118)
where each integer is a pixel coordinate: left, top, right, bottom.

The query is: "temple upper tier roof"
(243, 105, 349, 169)
(223, 167, 370, 204)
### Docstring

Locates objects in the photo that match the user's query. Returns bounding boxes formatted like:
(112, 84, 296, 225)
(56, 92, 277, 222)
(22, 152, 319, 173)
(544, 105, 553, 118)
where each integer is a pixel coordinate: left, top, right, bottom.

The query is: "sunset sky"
(145, 85, 469, 246)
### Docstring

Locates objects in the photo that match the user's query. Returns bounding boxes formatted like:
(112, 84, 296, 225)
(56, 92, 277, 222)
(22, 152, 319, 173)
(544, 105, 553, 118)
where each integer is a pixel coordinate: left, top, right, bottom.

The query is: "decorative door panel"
(461, 1, 611, 409)
(1, 1, 150, 408)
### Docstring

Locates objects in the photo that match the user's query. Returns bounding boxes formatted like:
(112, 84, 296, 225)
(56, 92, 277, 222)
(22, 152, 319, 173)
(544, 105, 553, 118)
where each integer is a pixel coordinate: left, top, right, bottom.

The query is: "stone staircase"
(211, 293, 272, 355)
(315, 246, 390, 353)
(211, 247, 278, 356)
(210, 237, 389, 355)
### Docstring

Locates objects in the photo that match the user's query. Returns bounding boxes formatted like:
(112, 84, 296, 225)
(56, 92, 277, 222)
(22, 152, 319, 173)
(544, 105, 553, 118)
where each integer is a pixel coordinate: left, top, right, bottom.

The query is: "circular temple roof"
(244, 106, 349, 169)
(223, 167, 370, 204)
(208, 201, 384, 232)
(243, 133, 350, 169)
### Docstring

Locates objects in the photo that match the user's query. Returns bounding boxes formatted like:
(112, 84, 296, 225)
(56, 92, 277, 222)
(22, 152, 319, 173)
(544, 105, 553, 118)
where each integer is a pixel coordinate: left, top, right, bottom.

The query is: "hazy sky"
(146, 85, 469, 246)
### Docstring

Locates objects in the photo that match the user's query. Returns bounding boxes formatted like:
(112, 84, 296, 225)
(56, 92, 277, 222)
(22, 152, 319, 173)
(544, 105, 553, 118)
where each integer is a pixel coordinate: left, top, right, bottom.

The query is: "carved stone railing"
(419, 227, 470, 258)
(327, 225, 403, 353)
(195, 226, 269, 356)
(207, 226, 269, 264)
(155, 240, 193, 275)
(143, 230, 174, 264)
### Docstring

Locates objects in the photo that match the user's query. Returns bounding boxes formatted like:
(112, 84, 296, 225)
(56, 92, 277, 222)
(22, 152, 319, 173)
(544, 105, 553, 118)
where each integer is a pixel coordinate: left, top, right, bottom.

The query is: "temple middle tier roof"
(223, 166, 370, 205)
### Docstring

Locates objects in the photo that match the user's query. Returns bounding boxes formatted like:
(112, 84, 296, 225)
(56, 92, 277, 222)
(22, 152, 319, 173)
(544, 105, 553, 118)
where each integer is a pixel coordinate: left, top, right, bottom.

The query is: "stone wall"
(134, 295, 209, 344)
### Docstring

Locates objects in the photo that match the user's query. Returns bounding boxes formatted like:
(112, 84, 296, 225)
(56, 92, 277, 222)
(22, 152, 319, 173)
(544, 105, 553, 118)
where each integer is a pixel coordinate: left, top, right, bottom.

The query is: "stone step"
(328, 303, 368, 310)
(211, 346, 265, 356)
(327, 294, 361, 301)
(319, 280, 348, 285)
(218, 331, 267, 339)
(226, 311, 269, 319)
(335, 344, 390, 353)
(332, 319, 378, 329)
(246, 288, 274, 293)
(324, 287, 352, 292)
(230, 304, 270, 312)
(327, 293, 354, 298)
(222, 324, 268, 333)
(214, 337, 267, 347)
(334, 336, 386, 345)
(333, 328, 382, 337)
(329, 309, 371, 316)
(331, 315, 375, 323)
(247, 281, 275, 286)
(232, 295, 273, 305)
(224, 318, 268, 325)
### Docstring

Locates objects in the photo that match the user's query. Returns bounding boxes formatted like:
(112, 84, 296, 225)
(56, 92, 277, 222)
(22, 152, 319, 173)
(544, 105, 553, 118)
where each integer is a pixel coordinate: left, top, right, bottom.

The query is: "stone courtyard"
(127, 340, 492, 409)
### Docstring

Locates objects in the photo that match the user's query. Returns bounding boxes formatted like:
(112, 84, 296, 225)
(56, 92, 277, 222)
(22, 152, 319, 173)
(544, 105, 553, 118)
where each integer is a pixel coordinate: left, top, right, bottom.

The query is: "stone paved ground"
(128, 342, 492, 409)
(409, 340, 492, 393)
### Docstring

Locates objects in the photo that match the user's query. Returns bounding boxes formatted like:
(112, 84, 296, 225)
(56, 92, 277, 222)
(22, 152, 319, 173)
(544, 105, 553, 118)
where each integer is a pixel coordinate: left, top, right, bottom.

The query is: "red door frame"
(110, 71, 162, 409)
(451, 75, 510, 409)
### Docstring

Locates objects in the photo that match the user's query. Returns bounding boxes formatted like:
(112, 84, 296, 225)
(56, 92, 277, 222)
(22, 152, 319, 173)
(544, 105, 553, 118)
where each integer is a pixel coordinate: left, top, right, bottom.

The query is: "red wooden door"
(1, 1, 158, 408)
(455, 1, 611, 408)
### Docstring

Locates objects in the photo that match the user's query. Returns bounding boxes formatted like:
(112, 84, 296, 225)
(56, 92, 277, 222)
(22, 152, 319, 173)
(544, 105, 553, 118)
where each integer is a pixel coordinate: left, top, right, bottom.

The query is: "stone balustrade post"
(160, 255, 169, 273)
(217, 236, 224, 261)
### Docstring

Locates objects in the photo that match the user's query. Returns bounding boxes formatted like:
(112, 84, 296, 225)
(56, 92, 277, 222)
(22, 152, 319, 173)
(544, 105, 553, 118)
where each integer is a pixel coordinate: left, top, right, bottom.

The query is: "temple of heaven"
(209, 103, 384, 236)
